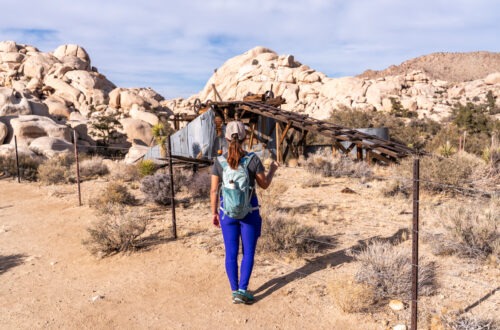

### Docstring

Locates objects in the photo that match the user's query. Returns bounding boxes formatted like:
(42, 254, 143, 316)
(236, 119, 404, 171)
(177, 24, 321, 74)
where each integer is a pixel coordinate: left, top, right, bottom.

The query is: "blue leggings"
(220, 195, 262, 291)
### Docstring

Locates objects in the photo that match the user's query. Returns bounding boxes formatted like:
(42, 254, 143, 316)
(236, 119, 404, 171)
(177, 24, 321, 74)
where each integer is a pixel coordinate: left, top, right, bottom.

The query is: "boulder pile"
(168, 47, 500, 122)
(0, 41, 172, 161)
(1, 42, 499, 162)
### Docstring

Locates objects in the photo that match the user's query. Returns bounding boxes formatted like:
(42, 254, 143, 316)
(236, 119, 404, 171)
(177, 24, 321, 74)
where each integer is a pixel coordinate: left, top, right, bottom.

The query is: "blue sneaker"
(233, 289, 255, 304)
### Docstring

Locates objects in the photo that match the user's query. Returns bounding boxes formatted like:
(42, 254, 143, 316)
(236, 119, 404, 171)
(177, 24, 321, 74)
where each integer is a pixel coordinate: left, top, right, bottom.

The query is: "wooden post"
(14, 135, 20, 183)
(73, 131, 82, 206)
(356, 143, 363, 161)
(167, 135, 177, 239)
(411, 158, 420, 330)
(248, 122, 256, 150)
(275, 122, 282, 164)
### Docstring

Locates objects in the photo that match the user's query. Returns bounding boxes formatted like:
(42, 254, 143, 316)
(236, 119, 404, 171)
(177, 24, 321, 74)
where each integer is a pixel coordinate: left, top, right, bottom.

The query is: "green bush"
(138, 160, 156, 177)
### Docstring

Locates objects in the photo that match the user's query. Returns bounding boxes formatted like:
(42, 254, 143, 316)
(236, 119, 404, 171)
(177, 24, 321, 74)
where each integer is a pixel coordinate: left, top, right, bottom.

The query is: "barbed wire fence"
(2, 137, 499, 329)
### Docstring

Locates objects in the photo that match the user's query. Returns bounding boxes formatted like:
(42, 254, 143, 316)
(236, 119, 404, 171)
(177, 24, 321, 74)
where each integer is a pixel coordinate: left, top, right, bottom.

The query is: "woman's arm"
(210, 175, 220, 227)
(255, 161, 279, 190)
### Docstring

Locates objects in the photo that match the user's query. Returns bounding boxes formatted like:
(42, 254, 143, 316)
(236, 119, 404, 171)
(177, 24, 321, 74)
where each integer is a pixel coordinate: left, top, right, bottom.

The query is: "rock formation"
(0, 41, 172, 161)
(0, 41, 499, 162)
(168, 47, 500, 122)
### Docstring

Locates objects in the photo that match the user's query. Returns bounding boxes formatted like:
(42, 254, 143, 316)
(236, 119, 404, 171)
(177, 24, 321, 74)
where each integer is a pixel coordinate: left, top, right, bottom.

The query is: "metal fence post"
(411, 158, 420, 330)
(14, 135, 20, 183)
(73, 131, 82, 206)
(167, 135, 177, 239)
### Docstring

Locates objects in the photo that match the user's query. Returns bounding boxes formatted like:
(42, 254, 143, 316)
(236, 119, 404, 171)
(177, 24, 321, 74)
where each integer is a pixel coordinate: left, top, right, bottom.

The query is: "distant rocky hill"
(169, 47, 500, 121)
(1, 41, 499, 162)
(357, 51, 500, 82)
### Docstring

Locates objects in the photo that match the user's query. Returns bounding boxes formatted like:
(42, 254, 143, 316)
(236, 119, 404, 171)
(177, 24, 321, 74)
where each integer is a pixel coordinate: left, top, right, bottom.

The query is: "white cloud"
(0, 0, 498, 98)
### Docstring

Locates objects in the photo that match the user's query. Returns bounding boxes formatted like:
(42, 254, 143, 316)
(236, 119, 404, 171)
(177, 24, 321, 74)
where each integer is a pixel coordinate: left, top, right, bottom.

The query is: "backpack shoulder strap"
(217, 155, 228, 170)
(241, 152, 255, 169)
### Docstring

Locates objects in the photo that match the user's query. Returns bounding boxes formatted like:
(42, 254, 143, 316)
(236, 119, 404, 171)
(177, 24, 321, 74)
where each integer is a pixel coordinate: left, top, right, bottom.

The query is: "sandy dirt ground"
(0, 167, 498, 329)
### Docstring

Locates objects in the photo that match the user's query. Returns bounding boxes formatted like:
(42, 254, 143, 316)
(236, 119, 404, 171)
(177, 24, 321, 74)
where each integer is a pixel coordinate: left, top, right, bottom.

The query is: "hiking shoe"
(233, 289, 255, 304)
(232, 291, 241, 304)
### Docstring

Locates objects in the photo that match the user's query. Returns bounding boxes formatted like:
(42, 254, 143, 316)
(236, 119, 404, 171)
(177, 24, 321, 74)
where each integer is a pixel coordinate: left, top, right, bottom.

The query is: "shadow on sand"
(0, 254, 27, 275)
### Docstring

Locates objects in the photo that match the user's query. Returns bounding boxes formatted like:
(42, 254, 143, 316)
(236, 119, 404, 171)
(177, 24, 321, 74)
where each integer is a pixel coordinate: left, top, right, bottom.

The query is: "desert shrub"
(77, 156, 109, 179)
(108, 162, 140, 182)
(89, 182, 136, 207)
(0, 154, 41, 181)
(328, 276, 375, 313)
(450, 101, 500, 155)
(83, 208, 148, 256)
(258, 212, 320, 257)
(441, 314, 497, 330)
(301, 173, 322, 188)
(429, 202, 499, 260)
(396, 153, 486, 194)
(299, 150, 373, 179)
(38, 153, 75, 184)
(186, 170, 211, 199)
(138, 160, 156, 177)
(141, 173, 179, 205)
(352, 241, 437, 300)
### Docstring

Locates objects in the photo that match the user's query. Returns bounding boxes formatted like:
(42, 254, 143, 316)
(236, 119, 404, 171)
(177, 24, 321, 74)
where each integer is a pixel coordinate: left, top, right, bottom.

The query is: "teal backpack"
(218, 153, 258, 219)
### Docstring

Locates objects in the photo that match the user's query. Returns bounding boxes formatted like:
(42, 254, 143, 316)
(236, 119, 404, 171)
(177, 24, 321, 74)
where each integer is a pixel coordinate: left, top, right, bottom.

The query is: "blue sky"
(1, 0, 499, 99)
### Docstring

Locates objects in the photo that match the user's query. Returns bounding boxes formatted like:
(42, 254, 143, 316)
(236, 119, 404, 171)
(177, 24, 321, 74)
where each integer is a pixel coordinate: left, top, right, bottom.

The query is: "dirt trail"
(0, 179, 376, 329)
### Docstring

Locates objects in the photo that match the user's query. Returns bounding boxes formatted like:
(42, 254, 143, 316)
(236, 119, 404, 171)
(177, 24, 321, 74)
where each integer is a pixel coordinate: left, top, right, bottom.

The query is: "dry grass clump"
(108, 162, 140, 182)
(83, 207, 148, 256)
(0, 154, 41, 181)
(258, 211, 320, 257)
(428, 201, 499, 260)
(299, 150, 372, 179)
(396, 153, 486, 195)
(327, 275, 376, 313)
(352, 241, 437, 301)
(441, 313, 498, 330)
(301, 173, 322, 188)
(37, 154, 74, 184)
(89, 182, 136, 208)
(256, 179, 320, 256)
(76, 156, 109, 179)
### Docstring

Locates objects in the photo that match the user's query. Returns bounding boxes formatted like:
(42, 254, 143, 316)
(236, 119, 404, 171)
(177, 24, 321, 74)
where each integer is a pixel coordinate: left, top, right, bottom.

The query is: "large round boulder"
(119, 118, 153, 146)
(10, 115, 71, 146)
(29, 136, 73, 158)
(0, 121, 7, 144)
(43, 95, 72, 118)
(22, 53, 58, 79)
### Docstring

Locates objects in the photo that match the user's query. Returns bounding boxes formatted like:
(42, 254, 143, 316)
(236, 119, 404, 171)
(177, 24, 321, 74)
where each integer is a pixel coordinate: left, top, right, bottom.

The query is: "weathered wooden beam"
(276, 122, 282, 163)
(279, 121, 293, 145)
(248, 122, 256, 150)
(282, 129, 296, 161)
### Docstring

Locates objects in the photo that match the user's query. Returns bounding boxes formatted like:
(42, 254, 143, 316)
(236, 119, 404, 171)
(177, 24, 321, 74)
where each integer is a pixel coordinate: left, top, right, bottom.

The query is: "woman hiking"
(210, 120, 278, 304)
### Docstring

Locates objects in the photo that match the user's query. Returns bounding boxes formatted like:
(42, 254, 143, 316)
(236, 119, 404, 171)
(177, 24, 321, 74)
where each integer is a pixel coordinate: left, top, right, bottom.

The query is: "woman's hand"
(212, 213, 220, 228)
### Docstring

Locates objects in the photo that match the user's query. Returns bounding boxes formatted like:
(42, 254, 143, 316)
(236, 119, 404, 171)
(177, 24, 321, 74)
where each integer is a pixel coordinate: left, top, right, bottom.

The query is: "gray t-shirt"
(211, 153, 265, 188)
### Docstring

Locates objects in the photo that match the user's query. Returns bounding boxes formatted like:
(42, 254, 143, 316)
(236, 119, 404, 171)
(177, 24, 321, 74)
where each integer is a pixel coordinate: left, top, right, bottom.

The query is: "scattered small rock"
(393, 324, 407, 330)
(50, 261, 58, 266)
(91, 295, 104, 302)
(389, 299, 405, 311)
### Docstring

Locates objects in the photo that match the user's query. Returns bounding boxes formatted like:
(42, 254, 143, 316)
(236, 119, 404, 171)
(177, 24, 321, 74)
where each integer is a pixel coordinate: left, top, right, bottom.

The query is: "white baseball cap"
(225, 121, 246, 141)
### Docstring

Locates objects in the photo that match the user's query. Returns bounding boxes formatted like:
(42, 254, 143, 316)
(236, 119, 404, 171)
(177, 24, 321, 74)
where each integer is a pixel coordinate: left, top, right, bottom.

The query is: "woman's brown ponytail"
(227, 133, 245, 169)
